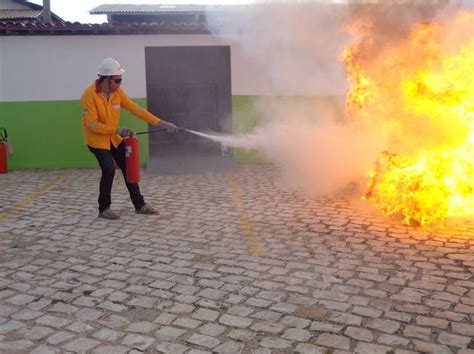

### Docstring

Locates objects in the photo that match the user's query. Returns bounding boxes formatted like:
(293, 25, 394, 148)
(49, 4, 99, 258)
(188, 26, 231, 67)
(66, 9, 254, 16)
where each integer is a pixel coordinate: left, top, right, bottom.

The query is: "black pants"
(88, 142, 145, 212)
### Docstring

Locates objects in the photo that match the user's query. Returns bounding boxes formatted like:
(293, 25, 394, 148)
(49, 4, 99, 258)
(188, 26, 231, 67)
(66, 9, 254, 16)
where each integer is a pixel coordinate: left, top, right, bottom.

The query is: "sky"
(29, 0, 254, 23)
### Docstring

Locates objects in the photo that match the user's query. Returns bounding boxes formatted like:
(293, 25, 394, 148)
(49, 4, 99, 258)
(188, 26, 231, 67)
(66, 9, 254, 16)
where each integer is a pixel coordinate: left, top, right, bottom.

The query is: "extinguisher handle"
(0, 127, 7, 140)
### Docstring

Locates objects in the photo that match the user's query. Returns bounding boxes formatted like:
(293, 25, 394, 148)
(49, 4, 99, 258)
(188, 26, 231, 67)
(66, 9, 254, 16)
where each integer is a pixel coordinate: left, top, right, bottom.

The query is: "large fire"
(343, 12, 474, 226)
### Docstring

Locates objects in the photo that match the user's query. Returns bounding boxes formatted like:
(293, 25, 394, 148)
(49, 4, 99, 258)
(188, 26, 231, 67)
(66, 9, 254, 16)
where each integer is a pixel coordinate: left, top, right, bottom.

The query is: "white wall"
(0, 34, 302, 102)
(0, 33, 348, 102)
(1, 35, 216, 101)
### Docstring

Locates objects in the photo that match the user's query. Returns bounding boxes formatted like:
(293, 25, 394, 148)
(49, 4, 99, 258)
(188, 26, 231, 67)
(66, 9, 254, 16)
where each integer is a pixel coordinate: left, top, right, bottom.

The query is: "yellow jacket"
(81, 81, 161, 149)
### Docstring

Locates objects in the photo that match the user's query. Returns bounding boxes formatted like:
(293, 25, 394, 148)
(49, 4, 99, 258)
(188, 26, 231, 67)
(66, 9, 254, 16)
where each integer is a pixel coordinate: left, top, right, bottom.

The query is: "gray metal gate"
(144, 46, 235, 174)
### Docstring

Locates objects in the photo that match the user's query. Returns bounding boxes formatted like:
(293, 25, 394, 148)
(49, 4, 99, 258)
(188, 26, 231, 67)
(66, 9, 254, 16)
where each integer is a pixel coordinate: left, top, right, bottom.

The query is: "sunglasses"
(110, 78, 122, 84)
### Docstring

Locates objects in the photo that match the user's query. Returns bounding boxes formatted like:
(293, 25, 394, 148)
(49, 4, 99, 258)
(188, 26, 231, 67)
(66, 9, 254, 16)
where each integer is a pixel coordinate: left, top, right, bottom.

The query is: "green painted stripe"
(0, 98, 151, 169)
(0, 95, 343, 169)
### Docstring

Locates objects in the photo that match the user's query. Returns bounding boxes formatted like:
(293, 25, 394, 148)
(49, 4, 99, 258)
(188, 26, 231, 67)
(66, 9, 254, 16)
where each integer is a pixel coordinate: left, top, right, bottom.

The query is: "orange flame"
(343, 12, 474, 226)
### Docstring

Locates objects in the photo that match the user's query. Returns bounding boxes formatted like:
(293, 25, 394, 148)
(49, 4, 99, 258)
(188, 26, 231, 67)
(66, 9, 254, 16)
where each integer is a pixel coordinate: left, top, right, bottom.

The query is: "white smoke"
(206, 2, 350, 96)
(189, 116, 389, 195)
(203, 1, 468, 196)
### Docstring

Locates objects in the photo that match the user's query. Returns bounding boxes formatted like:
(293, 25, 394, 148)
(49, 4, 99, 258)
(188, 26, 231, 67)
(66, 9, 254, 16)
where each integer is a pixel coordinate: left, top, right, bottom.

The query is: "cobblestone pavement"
(0, 165, 473, 354)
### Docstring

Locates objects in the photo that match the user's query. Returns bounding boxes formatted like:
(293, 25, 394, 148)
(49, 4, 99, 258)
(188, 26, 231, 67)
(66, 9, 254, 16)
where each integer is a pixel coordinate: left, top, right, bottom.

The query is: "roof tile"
(89, 4, 247, 14)
(0, 9, 42, 20)
(0, 20, 209, 35)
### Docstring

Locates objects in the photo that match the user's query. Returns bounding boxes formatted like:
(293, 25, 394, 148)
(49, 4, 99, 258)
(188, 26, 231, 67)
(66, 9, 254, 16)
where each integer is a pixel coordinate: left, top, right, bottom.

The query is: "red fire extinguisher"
(0, 127, 11, 174)
(124, 132, 140, 183)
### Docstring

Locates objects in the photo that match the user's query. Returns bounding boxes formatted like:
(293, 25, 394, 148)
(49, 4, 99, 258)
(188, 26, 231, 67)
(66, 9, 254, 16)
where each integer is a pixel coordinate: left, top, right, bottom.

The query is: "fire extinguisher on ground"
(124, 132, 140, 183)
(0, 128, 14, 174)
(123, 125, 179, 183)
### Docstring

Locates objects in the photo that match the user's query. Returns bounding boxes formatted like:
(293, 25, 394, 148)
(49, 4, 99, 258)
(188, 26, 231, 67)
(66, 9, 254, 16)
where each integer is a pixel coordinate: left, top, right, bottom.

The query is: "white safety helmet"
(97, 58, 125, 76)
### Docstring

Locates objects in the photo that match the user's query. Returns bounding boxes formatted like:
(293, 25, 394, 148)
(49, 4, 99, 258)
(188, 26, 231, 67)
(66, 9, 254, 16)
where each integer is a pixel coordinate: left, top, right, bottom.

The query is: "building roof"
(0, 0, 63, 22)
(0, 0, 34, 10)
(90, 4, 214, 14)
(89, 0, 450, 15)
(0, 1, 456, 36)
(89, 3, 368, 15)
(0, 20, 209, 35)
(0, 9, 41, 19)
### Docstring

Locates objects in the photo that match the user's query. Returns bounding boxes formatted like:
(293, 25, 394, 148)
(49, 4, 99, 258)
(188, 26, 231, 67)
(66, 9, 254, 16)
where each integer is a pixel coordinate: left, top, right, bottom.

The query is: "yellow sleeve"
(120, 90, 161, 126)
(81, 90, 116, 135)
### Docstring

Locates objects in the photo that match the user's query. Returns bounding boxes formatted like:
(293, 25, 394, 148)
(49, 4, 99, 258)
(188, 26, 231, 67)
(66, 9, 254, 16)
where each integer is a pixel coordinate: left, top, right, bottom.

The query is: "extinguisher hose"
(135, 128, 166, 135)
(135, 127, 186, 135)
